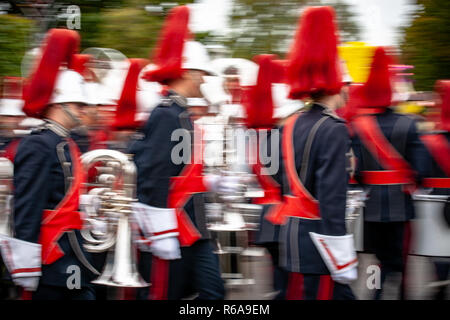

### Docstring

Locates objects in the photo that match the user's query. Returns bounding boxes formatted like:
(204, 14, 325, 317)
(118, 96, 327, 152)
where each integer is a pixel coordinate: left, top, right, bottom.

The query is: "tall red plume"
(70, 54, 95, 81)
(435, 80, 450, 132)
(142, 5, 190, 84)
(23, 29, 80, 118)
(112, 58, 149, 130)
(336, 83, 365, 122)
(361, 47, 393, 108)
(244, 55, 286, 129)
(287, 6, 342, 99)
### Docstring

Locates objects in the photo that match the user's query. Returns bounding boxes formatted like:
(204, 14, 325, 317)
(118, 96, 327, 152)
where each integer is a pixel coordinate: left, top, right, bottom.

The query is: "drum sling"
(352, 115, 416, 192)
(38, 139, 84, 265)
(420, 134, 450, 188)
(266, 113, 320, 225)
(167, 125, 206, 246)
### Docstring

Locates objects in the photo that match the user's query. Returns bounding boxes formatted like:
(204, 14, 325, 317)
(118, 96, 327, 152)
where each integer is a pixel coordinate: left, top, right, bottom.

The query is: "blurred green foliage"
(225, 0, 360, 60)
(0, 0, 360, 76)
(401, 0, 450, 91)
(0, 14, 33, 77)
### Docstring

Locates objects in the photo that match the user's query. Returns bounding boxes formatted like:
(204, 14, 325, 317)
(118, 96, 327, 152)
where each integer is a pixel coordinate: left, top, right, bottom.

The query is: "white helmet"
(0, 99, 25, 116)
(84, 82, 116, 106)
(200, 76, 230, 106)
(182, 41, 216, 76)
(136, 63, 163, 121)
(49, 70, 89, 105)
(272, 83, 304, 119)
(210, 58, 259, 87)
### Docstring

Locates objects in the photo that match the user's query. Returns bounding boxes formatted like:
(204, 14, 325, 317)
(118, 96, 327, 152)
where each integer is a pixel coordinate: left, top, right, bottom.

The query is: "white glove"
(150, 237, 181, 260)
(205, 174, 242, 194)
(14, 277, 40, 291)
(331, 266, 358, 285)
(218, 176, 242, 194)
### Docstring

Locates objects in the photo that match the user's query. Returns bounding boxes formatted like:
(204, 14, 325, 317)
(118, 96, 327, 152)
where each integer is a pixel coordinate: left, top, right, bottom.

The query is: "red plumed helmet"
(287, 6, 342, 100)
(70, 54, 94, 81)
(360, 47, 393, 108)
(23, 29, 80, 118)
(142, 5, 190, 84)
(336, 83, 365, 122)
(435, 80, 450, 132)
(112, 58, 149, 130)
(244, 55, 286, 129)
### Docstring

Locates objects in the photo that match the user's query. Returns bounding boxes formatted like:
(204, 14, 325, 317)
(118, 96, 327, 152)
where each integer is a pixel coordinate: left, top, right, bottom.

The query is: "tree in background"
(401, 0, 450, 91)
(0, 14, 33, 77)
(0, 0, 360, 76)
(223, 0, 360, 60)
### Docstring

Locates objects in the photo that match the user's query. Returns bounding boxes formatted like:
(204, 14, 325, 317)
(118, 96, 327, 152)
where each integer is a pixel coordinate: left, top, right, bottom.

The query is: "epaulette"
(30, 124, 46, 134)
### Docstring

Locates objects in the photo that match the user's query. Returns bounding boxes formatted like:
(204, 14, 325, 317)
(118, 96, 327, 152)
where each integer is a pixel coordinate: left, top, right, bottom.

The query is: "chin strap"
(61, 103, 82, 128)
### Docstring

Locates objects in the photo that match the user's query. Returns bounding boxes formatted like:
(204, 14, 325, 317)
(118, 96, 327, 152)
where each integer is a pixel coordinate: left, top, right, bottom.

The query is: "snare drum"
(411, 194, 450, 257)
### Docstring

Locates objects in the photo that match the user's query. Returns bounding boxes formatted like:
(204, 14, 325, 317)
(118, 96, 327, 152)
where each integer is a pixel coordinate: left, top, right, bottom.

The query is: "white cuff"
(0, 235, 42, 290)
(132, 202, 179, 240)
(309, 232, 358, 275)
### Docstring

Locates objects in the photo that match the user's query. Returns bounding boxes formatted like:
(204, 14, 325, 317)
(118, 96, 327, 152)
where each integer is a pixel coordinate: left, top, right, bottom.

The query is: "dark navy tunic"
(13, 120, 95, 287)
(129, 91, 210, 241)
(279, 103, 351, 274)
(351, 108, 430, 222)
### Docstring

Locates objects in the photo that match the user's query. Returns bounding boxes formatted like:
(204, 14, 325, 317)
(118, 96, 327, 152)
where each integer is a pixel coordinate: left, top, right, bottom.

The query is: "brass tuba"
(80, 149, 148, 288)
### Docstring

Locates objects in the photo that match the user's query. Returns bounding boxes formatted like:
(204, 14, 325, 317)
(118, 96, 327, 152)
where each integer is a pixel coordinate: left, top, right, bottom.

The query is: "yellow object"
(396, 102, 425, 115)
(338, 42, 376, 83)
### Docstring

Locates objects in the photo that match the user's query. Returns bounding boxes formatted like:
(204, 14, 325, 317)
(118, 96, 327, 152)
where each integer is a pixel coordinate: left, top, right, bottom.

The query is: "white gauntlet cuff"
(309, 232, 358, 275)
(0, 235, 42, 291)
(132, 202, 179, 240)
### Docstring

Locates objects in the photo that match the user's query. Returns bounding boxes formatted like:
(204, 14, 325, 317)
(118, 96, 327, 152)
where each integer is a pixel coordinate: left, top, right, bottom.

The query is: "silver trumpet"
(0, 156, 13, 236)
(80, 149, 148, 288)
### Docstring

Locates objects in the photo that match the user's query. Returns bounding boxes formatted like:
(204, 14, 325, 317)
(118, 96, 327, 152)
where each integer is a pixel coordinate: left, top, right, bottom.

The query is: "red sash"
(167, 126, 205, 246)
(352, 115, 416, 192)
(266, 113, 320, 225)
(251, 135, 281, 205)
(4, 139, 20, 162)
(38, 139, 85, 265)
(420, 133, 450, 188)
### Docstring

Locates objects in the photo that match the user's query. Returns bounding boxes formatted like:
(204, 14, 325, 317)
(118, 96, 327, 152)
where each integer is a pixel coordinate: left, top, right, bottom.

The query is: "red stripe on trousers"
(149, 257, 169, 300)
(316, 275, 334, 300)
(21, 289, 32, 300)
(286, 272, 304, 300)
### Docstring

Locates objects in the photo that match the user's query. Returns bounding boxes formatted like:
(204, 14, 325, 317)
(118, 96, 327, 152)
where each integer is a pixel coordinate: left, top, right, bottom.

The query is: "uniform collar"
(311, 102, 342, 120)
(44, 119, 70, 137)
(167, 90, 188, 108)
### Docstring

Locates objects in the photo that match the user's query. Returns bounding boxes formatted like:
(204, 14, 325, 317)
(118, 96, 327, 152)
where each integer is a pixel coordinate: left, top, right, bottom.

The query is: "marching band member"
(0, 77, 26, 161)
(130, 5, 225, 300)
(266, 6, 358, 300)
(109, 58, 149, 153)
(421, 80, 450, 300)
(9, 29, 98, 300)
(350, 47, 430, 299)
(244, 55, 288, 300)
